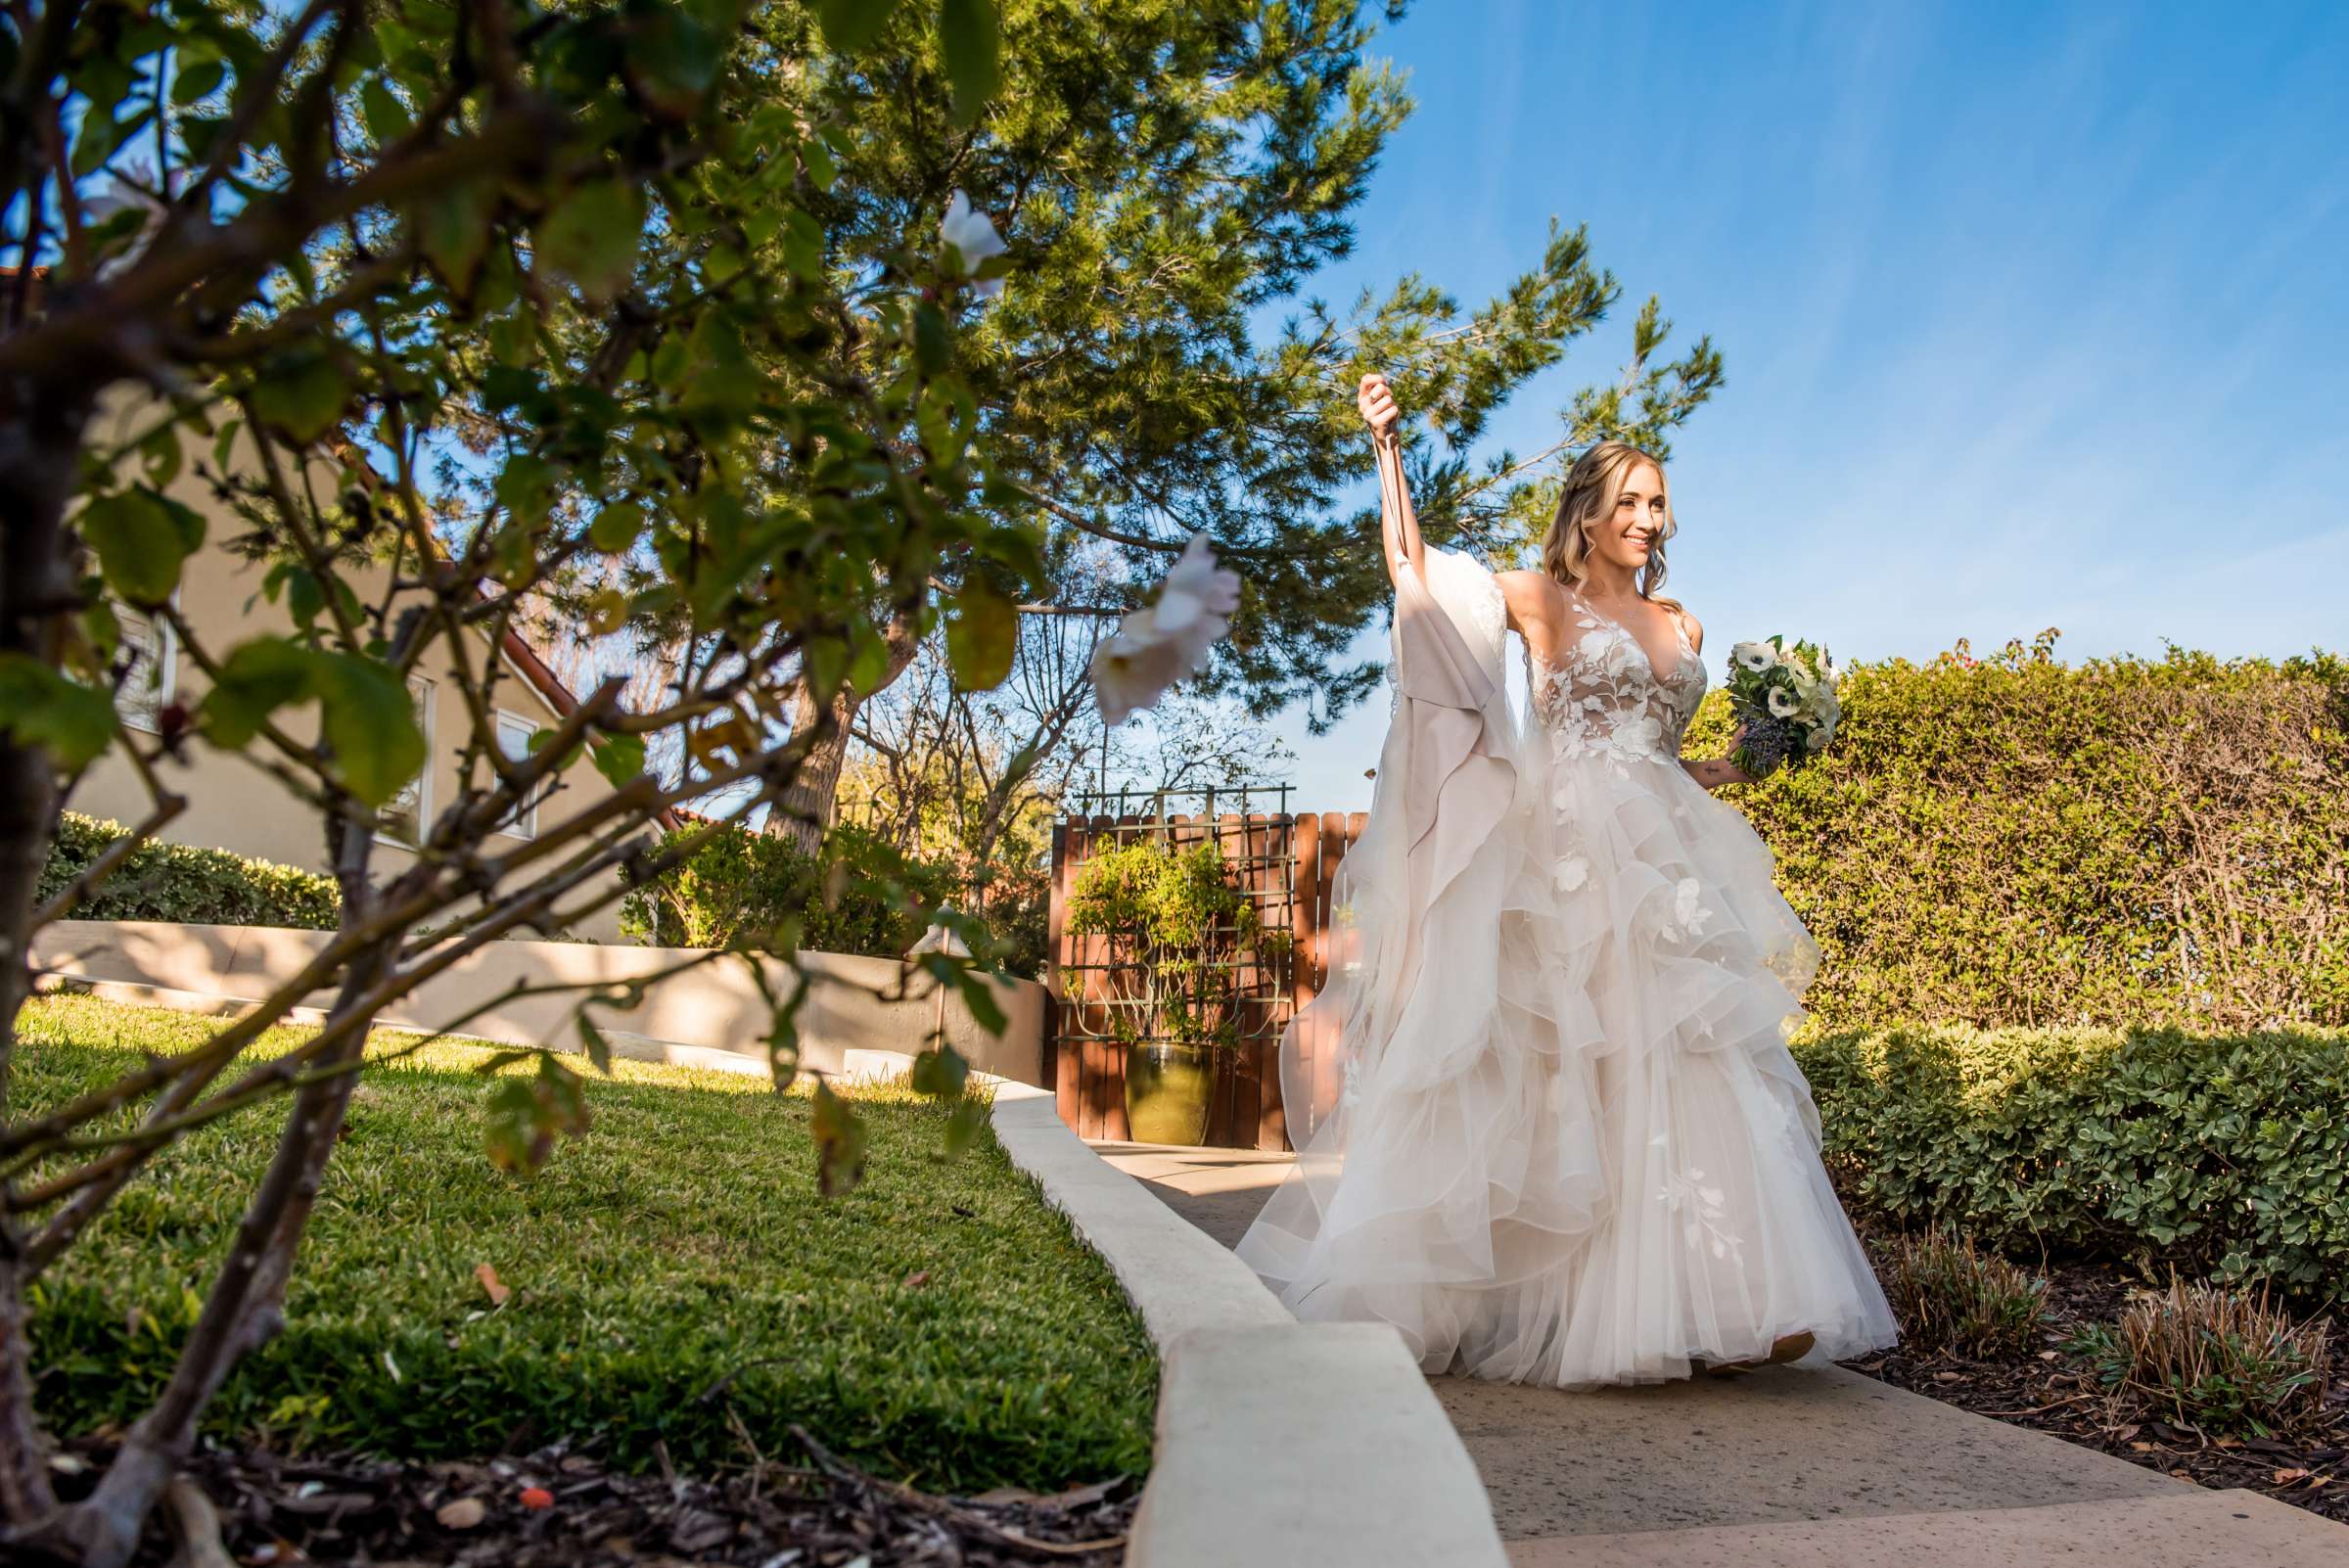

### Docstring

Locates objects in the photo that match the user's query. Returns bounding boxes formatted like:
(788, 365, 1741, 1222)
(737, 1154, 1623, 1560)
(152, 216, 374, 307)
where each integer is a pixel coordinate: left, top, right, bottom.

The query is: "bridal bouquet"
(1725, 635, 1840, 778)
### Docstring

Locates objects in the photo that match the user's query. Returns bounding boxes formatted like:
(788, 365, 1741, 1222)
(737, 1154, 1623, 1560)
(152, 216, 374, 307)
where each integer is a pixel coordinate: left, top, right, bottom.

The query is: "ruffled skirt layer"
(1235, 751, 1898, 1386)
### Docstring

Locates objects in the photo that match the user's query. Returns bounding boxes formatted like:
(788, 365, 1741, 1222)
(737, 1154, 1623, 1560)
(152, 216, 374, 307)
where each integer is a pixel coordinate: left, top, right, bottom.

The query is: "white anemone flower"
(1089, 531, 1241, 725)
(1767, 683, 1802, 718)
(1731, 640, 1777, 673)
(940, 189, 1008, 298)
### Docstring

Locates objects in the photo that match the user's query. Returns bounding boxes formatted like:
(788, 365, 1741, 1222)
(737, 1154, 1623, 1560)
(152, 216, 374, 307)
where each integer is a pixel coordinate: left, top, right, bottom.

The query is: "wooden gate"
(1046, 792, 1367, 1150)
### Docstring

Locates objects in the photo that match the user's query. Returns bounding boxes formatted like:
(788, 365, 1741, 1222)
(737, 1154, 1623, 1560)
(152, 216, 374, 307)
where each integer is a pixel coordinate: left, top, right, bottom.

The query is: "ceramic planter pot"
(1124, 1041, 1217, 1145)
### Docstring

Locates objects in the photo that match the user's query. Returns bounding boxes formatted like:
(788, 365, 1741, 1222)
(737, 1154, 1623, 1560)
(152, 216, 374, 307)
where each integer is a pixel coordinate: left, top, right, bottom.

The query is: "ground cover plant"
(19, 996, 1156, 1497)
(1843, 1227, 2347, 1527)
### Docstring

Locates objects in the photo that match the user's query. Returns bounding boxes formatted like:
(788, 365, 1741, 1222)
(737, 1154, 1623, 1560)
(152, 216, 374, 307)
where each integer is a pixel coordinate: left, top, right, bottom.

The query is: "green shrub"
(1874, 1224, 2050, 1360)
(620, 821, 958, 958)
(2076, 1277, 2333, 1439)
(1798, 1024, 2349, 1300)
(1681, 642, 2349, 1034)
(1064, 838, 1293, 1051)
(37, 811, 341, 930)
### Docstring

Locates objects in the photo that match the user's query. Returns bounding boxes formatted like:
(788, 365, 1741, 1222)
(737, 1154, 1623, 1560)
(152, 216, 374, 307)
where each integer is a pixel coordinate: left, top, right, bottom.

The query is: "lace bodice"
(1526, 592, 1707, 769)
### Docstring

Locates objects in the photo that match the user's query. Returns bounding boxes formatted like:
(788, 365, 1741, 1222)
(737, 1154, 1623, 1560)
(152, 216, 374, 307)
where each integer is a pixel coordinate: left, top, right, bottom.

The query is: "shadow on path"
(1089, 1138, 2349, 1564)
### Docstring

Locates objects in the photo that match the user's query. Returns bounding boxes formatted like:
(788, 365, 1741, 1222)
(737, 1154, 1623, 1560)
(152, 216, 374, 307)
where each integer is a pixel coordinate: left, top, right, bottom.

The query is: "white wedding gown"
(1233, 548, 1898, 1385)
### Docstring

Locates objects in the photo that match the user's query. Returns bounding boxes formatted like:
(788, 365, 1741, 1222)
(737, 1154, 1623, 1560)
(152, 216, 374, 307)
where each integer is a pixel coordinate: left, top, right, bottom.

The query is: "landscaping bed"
(1839, 1227, 2348, 1527)
(18, 995, 1156, 1506)
(47, 1429, 1136, 1566)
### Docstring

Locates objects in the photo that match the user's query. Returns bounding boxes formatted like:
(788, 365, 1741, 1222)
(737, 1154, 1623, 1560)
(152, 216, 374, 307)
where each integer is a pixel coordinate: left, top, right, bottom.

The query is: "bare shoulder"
(1494, 570, 1560, 617)
(1671, 603, 1705, 654)
(1493, 570, 1561, 638)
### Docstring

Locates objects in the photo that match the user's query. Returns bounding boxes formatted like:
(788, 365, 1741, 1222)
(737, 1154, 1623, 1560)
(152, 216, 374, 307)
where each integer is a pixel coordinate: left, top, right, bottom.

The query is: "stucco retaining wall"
(29, 918, 1043, 1086)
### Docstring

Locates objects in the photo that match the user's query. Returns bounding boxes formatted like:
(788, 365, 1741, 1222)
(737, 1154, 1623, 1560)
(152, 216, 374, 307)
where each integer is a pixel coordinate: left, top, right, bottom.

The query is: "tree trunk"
(772, 608, 927, 853)
(56, 869, 390, 1568)
(0, 389, 94, 1541)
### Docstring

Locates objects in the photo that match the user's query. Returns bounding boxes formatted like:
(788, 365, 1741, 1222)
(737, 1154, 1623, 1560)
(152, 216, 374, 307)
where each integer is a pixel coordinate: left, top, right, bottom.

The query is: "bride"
(1232, 372, 1898, 1385)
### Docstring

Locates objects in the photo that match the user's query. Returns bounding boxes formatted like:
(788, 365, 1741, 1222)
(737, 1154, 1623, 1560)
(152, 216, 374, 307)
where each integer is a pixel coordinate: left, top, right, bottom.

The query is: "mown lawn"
(16, 994, 1156, 1494)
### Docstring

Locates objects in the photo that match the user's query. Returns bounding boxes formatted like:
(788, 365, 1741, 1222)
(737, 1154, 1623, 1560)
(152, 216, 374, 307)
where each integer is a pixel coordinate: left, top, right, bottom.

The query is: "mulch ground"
(1836, 1239, 2349, 1528)
(51, 1426, 1137, 1567)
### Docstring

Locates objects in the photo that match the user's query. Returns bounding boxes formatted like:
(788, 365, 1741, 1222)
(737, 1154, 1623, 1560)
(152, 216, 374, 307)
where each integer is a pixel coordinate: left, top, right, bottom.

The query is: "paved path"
(1093, 1140, 2348, 1567)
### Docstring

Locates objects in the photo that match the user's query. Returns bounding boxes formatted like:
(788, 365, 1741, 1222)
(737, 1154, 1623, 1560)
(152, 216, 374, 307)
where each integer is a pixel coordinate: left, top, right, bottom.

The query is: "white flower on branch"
(941, 189, 1008, 299)
(1089, 532, 1240, 726)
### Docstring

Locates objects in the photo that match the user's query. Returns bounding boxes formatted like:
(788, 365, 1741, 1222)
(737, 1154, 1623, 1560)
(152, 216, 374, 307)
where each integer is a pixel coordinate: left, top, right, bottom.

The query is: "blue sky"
(1243, 0, 2348, 811)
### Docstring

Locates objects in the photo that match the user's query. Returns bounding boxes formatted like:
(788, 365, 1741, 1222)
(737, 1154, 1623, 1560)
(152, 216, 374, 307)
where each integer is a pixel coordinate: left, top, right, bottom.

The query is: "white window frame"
(111, 601, 178, 733)
(378, 674, 436, 850)
(493, 708, 547, 839)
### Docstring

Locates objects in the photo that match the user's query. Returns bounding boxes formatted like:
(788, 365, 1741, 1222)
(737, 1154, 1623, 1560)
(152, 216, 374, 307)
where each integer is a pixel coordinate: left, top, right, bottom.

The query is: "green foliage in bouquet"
(1723, 634, 1840, 778)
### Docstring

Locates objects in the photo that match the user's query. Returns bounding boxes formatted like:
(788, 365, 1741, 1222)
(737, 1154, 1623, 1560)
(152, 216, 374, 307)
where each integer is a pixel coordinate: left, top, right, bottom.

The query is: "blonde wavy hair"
(1539, 438, 1683, 614)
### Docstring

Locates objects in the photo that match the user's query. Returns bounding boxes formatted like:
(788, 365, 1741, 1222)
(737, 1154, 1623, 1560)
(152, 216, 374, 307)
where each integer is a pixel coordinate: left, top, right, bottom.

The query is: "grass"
(15, 994, 1157, 1494)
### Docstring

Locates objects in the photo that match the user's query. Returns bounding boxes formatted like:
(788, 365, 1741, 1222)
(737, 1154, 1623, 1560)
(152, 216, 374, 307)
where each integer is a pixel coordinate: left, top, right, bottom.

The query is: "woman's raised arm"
(1360, 372, 1425, 587)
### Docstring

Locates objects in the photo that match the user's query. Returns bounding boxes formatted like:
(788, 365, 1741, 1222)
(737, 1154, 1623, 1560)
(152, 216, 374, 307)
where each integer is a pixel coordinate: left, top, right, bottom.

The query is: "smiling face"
(1540, 440, 1679, 591)
(1589, 459, 1667, 573)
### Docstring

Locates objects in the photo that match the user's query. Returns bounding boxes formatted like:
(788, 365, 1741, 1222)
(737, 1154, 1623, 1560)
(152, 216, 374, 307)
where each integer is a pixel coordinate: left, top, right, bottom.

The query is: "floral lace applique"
(1526, 593, 1706, 768)
(1660, 1164, 1744, 1264)
(1656, 875, 1715, 943)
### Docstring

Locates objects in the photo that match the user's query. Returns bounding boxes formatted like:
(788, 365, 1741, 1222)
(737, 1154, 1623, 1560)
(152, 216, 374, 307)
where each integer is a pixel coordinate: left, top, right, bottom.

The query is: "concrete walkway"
(1093, 1140, 2349, 1567)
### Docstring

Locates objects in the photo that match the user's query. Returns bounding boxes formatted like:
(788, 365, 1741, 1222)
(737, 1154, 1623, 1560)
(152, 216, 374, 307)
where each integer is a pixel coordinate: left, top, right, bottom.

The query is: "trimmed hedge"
(1796, 1024, 2349, 1302)
(1682, 642, 2349, 1034)
(37, 812, 340, 930)
(620, 821, 957, 958)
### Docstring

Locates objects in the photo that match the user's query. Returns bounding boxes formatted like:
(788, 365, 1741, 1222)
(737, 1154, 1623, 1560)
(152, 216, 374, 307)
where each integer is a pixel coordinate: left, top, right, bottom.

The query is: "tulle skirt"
(1234, 748, 1900, 1386)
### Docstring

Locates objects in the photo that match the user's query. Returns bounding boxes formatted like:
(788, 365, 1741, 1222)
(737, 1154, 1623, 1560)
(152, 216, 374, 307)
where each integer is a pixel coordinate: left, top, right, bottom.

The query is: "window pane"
(383, 677, 432, 846)
(496, 712, 544, 837)
(115, 610, 164, 731)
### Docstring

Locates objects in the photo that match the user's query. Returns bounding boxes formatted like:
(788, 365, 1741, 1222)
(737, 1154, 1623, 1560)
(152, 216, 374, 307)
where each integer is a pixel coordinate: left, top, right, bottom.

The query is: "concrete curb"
(988, 1082, 1507, 1568)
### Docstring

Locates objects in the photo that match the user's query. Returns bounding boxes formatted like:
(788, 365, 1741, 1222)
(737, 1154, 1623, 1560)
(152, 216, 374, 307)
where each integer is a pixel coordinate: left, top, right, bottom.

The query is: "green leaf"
(311, 652, 428, 807)
(537, 178, 646, 302)
(70, 106, 151, 178)
(810, 1079, 869, 1198)
(589, 500, 646, 553)
(909, 1043, 969, 1100)
(77, 489, 203, 606)
(940, 1095, 989, 1159)
(814, 0, 904, 51)
(590, 732, 647, 788)
(416, 179, 499, 296)
(847, 620, 892, 696)
(250, 351, 351, 443)
(801, 135, 837, 193)
(201, 637, 315, 748)
(576, 1012, 613, 1074)
(360, 76, 412, 144)
(955, 970, 1008, 1036)
(623, 8, 723, 119)
(938, 0, 1001, 125)
(484, 1078, 546, 1174)
(171, 58, 227, 106)
(944, 577, 1016, 690)
(0, 655, 116, 769)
